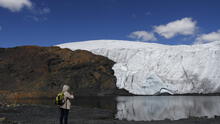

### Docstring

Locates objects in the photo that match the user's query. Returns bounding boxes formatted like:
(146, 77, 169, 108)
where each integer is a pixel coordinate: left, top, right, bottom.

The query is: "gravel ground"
(0, 104, 220, 124)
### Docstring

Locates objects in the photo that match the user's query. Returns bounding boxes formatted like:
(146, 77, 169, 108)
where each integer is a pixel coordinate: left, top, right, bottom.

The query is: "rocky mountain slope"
(0, 46, 128, 99)
(58, 40, 220, 95)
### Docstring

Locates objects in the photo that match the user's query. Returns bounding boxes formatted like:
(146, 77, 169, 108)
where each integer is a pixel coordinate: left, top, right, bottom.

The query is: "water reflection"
(115, 96, 220, 121)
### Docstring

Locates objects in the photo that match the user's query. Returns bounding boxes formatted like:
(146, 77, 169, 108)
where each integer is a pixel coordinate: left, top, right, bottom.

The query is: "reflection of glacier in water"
(115, 96, 220, 121)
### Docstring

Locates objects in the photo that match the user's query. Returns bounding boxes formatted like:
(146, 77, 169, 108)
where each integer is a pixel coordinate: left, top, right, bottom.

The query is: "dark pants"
(60, 108, 69, 124)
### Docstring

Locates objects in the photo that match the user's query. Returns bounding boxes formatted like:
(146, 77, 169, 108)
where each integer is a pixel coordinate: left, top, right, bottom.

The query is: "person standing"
(60, 85, 74, 124)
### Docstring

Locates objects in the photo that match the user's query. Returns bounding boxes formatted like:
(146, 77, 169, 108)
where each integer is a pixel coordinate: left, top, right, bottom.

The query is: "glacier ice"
(57, 40, 220, 95)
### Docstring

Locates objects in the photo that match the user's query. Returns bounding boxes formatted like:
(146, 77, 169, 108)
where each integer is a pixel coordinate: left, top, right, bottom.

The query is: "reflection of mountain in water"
(115, 96, 220, 121)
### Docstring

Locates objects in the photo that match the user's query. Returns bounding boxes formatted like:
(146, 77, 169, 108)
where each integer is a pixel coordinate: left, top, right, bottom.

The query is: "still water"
(115, 96, 220, 121)
(7, 96, 220, 121)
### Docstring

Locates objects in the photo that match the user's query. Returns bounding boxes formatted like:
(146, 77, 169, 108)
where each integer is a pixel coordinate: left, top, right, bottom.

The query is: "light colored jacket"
(60, 85, 74, 110)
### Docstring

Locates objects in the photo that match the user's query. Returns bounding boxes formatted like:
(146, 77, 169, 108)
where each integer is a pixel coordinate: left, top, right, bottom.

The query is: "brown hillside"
(0, 46, 129, 99)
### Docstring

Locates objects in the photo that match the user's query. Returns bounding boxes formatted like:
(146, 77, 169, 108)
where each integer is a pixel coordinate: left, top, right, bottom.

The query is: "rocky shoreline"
(1, 103, 220, 124)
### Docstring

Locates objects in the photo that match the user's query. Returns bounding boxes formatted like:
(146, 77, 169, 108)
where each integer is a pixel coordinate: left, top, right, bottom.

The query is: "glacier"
(57, 40, 220, 95)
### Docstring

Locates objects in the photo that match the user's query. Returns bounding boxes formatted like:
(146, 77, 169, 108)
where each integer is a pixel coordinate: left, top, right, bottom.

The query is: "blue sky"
(0, 0, 220, 47)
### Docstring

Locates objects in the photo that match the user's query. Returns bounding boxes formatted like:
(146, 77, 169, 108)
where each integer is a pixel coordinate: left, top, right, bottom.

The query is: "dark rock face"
(0, 46, 129, 98)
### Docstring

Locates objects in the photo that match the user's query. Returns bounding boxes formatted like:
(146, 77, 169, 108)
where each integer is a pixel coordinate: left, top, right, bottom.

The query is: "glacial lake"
(6, 96, 220, 121)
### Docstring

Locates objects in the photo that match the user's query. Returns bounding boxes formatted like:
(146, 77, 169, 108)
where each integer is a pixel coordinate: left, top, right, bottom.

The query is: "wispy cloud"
(31, 6, 50, 15)
(26, 6, 50, 22)
(25, 15, 48, 22)
(145, 12, 151, 16)
(0, 0, 50, 22)
(0, 0, 32, 12)
(195, 30, 220, 44)
(154, 17, 197, 39)
(129, 31, 157, 42)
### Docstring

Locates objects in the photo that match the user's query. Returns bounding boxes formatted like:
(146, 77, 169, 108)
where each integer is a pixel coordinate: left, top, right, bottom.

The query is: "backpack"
(55, 92, 65, 106)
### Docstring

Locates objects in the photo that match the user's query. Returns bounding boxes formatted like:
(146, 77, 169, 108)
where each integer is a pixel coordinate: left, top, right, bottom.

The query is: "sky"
(0, 0, 220, 48)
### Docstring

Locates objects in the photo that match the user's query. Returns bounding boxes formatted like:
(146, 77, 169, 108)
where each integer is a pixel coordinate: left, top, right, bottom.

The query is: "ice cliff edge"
(57, 40, 220, 95)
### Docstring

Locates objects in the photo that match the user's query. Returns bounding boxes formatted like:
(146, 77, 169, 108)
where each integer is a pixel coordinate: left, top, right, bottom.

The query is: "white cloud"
(129, 31, 157, 41)
(0, 0, 32, 12)
(154, 17, 197, 39)
(195, 30, 220, 44)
